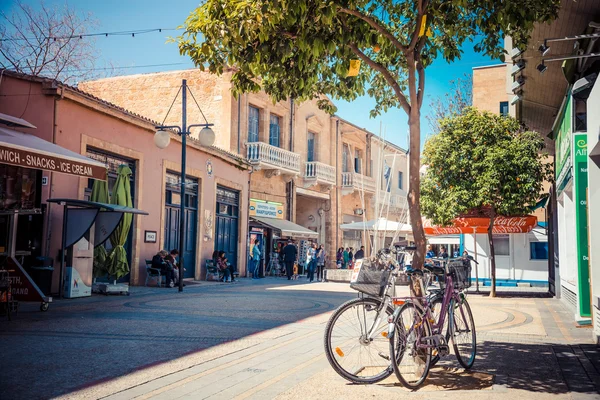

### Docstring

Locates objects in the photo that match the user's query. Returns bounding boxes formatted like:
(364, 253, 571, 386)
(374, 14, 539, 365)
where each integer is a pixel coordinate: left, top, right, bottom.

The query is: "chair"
(145, 259, 162, 287)
(205, 260, 222, 281)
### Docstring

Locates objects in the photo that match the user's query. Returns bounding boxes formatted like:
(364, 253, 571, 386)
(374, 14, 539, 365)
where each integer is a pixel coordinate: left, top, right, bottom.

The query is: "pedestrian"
(217, 251, 231, 282)
(165, 249, 185, 287)
(316, 245, 326, 282)
(307, 243, 317, 282)
(349, 247, 354, 268)
(426, 245, 435, 259)
(151, 250, 174, 288)
(336, 247, 343, 268)
(251, 239, 261, 279)
(354, 245, 365, 260)
(439, 246, 449, 259)
(343, 248, 350, 269)
(282, 239, 298, 280)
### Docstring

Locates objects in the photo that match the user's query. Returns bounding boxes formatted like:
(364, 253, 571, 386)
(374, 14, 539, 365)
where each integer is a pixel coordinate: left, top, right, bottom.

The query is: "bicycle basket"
(349, 259, 390, 297)
(447, 259, 471, 290)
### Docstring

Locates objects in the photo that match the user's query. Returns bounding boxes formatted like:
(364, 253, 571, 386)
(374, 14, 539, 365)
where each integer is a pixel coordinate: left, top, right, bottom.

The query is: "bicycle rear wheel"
(324, 297, 394, 384)
(449, 297, 476, 369)
(389, 301, 432, 389)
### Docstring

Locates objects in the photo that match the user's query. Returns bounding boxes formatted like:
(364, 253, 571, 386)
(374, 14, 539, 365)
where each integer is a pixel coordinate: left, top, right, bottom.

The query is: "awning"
(250, 216, 318, 239)
(428, 235, 460, 245)
(340, 218, 412, 233)
(424, 216, 538, 235)
(0, 127, 107, 180)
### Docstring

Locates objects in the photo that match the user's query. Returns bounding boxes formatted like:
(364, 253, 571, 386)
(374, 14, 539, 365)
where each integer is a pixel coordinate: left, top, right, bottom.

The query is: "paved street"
(1, 278, 599, 400)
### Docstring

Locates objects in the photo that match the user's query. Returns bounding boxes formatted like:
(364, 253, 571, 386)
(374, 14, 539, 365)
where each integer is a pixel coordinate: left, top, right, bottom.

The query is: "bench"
(145, 259, 163, 287)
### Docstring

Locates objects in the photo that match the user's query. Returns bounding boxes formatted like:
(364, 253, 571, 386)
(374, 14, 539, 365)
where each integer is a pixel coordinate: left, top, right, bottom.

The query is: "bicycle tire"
(389, 301, 432, 389)
(324, 297, 394, 384)
(449, 298, 476, 369)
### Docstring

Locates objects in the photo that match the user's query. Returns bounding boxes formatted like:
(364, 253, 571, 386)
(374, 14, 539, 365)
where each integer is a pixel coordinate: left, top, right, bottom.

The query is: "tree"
(420, 108, 553, 297)
(0, 1, 99, 84)
(426, 73, 472, 135)
(176, 0, 559, 270)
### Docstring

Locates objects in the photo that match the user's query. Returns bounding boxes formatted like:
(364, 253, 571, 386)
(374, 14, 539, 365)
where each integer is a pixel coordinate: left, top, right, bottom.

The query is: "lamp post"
(155, 79, 215, 292)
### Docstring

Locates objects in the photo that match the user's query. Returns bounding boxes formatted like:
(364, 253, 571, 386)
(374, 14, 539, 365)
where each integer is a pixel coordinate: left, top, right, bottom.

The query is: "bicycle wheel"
(390, 301, 432, 389)
(449, 297, 476, 369)
(324, 297, 394, 384)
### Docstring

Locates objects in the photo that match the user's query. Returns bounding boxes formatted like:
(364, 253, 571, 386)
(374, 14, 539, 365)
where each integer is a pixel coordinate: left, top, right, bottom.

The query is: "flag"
(383, 162, 391, 192)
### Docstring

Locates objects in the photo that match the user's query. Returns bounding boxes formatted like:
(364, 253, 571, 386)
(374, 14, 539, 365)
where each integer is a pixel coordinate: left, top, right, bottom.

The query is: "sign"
(350, 259, 363, 283)
(5, 257, 49, 303)
(555, 97, 572, 192)
(249, 199, 284, 219)
(423, 216, 538, 235)
(573, 133, 590, 317)
(206, 159, 213, 178)
(0, 144, 107, 180)
(144, 230, 157, 243)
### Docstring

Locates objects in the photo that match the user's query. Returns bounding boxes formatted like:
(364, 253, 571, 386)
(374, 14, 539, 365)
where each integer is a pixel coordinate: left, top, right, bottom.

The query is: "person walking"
(336, 247, 343, 269)
(307, 243, 317, 282)
(342, 248, 350, 269)
(316, 245, 326, 282)
(282, 240, 298, 280)
(251, 239, 261, 279)
(354, 245, 365, 260)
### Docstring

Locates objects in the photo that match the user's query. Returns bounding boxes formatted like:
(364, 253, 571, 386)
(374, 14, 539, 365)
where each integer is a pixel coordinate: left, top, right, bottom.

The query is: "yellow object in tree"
(418, 15, 429, 37)
(348, 60, 361, 76)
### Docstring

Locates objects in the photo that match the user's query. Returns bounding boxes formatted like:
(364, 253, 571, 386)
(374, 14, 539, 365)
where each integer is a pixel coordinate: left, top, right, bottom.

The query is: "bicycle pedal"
(438, 345, 449, 356)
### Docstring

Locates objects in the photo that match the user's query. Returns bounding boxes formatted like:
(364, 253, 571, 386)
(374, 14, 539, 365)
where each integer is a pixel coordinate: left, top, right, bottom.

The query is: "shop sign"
(573, 133, 590, 317)
(555, 97, 572, 192)
(0, 144, 107, 180)
(249, 199, 284, 219)
(423, 216, 537, 235)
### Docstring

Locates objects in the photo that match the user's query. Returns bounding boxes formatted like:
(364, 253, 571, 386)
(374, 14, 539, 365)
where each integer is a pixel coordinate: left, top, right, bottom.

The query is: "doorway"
(215, 186, 240, 272)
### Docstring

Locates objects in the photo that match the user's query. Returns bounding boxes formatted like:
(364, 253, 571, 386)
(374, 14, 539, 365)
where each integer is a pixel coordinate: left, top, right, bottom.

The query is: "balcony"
(341, 172, 376, 195)
(304, 161, 336, 188)
(246, 142, 300, 178)
(372, 191, 408, 212)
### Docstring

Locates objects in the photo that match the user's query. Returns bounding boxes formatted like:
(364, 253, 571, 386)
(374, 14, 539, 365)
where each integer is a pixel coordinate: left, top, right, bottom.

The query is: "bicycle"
(323, 246, 409, 384)
(387, 257, 477, 389)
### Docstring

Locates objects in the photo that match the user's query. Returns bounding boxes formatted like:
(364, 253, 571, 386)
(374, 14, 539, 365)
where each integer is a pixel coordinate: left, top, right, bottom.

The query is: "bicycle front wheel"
(324, 297, 394, 384)
(449, 297, 476, 369)
(390, 301, 432, 389)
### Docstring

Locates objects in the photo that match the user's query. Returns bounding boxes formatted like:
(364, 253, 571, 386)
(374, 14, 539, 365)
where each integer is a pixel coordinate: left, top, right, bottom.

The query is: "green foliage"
(421, 108, 553, 225)
(176, 0, 559, 115)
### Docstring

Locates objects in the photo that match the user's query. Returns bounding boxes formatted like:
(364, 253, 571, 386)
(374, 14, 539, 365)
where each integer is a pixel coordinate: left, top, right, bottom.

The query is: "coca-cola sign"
(424, 216, 537, 235)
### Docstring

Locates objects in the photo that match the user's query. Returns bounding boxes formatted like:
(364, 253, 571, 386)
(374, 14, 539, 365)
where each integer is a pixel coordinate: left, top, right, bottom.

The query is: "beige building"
(80, 69, 408, 273)
(472, 64, 513, 116)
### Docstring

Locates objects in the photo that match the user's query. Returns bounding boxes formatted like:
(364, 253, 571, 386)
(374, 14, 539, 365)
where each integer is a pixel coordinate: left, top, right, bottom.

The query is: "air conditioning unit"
(354, 208, 364, 216)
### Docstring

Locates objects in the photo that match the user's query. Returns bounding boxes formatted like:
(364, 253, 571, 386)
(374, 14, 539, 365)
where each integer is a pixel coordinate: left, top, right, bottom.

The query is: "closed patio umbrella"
(90, 179, 110, 278)
(106, 165, 133, 280)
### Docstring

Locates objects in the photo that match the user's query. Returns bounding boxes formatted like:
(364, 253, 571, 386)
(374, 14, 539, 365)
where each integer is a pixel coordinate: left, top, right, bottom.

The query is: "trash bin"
(30, 257, 54, 295)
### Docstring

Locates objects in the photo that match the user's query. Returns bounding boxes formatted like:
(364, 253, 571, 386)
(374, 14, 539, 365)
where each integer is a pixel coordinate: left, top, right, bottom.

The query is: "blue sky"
(7, 0, 500, 148)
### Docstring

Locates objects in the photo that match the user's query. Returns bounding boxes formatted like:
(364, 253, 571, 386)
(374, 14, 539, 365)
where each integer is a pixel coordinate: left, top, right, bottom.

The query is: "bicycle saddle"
(403, 266, 423, 276)
(423, 263, 445, 276)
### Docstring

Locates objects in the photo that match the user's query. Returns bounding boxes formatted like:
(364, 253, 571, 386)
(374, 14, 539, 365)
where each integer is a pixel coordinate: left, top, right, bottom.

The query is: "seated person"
(152, 250, 174, 288)
(426, 244, 435, 259)
(217, 251, 231, 282)
(165, 249, 185, 287)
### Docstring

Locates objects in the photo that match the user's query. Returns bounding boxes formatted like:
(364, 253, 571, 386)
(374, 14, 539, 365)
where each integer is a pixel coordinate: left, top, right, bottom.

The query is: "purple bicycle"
(387, 257, 477, 389)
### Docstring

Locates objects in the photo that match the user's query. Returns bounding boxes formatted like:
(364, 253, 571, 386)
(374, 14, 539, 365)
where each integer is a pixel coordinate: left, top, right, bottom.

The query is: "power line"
(0, 27, 179, 42)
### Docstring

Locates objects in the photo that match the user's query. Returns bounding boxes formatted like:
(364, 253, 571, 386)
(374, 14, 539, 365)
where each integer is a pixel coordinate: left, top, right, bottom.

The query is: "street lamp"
(155, 79, 215, 292)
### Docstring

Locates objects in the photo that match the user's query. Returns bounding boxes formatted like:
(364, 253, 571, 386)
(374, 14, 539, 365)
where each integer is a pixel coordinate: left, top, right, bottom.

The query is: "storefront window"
(530, 242, 548, 260)
(0, 165, 40, 211)
(492, 235, 510, 256)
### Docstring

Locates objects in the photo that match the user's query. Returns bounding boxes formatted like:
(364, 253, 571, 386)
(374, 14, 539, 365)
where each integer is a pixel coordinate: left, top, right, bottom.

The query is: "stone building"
(80, 69, 408, 272)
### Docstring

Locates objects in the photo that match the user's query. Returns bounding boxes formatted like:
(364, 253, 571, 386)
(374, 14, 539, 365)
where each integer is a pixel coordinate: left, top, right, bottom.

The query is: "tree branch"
(408, 0, 430, 51)
(348, 43, 411, 115)
(338, 6, 408, 53)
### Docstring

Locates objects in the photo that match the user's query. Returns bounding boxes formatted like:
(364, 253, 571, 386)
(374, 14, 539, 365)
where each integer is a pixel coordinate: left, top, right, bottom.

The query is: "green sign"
(574, 133, 590, 317)
(555, 96, 572, 191)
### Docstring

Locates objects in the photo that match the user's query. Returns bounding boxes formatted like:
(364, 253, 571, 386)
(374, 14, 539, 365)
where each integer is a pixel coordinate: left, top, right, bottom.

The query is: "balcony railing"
(304, 161, 336, 187)
(246, 141, 300, 175)
(373, 191, 408, 210)
(341, 172, 376, 194)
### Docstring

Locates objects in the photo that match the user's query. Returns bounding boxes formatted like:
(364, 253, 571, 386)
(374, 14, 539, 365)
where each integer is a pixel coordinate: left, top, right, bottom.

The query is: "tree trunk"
(487, 211, 496, 298)
(407, 111, 426, 271)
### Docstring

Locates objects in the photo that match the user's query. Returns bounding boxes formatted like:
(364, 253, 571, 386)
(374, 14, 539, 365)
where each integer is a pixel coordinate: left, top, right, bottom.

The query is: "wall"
(472, 64, 511, 114)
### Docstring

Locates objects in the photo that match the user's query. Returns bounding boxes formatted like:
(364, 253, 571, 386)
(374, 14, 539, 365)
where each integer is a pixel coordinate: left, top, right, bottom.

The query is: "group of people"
(335, 245, 365, 269)
(151, 249, 182, 288)
(426, 245, 463, 260)
(304, 243, 327, 282)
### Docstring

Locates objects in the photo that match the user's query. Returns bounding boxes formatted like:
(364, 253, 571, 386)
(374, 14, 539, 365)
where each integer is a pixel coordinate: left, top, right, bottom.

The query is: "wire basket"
(446, 259, 472, 290)
(350, 259, 390, 298)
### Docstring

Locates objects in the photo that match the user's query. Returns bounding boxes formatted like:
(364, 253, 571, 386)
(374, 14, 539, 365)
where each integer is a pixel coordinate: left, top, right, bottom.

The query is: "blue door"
(215, 186, 239, 272)
(164, 173, 198, 279)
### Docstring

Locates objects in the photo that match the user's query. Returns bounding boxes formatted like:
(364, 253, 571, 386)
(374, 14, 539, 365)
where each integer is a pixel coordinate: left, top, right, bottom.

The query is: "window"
(248, 106, 259, 142)
(307, 131, 315, 162)
(269, 114, 280, 147)
(492, 235, 510, 255)
(574, 98, 587, 132)
(398, 171, 403, 190)
(500, 101, 509, 117)
(354, 149, 362, 173)
(530, 242, 548, 260)
(342, 145, 350, 172)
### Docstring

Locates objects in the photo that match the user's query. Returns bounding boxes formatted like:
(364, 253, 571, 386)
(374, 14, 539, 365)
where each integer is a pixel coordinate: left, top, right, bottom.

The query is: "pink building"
(0, 70, 250, 293)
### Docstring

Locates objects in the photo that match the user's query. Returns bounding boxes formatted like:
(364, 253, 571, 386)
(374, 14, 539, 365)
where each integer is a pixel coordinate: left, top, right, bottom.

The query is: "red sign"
(5, 257, 48, 302)
(423, 216, 537, 235)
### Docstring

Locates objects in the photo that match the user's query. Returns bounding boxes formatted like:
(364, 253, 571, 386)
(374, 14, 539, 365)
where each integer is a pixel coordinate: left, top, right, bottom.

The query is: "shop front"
(248, 198, 318, 276)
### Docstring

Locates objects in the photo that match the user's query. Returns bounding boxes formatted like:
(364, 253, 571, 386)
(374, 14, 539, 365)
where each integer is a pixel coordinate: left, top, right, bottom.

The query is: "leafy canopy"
(420, 108, 553, 225)
(177, 0, 559, 117)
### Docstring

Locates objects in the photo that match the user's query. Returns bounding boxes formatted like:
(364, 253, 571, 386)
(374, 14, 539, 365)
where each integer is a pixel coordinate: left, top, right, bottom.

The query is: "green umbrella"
(106, 165, 133, 280)
(90, 179, 110, 278)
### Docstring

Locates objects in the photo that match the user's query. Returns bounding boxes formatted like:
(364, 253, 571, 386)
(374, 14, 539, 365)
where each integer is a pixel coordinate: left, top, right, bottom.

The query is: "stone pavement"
(1, 278, 599, 400)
